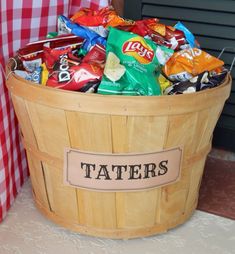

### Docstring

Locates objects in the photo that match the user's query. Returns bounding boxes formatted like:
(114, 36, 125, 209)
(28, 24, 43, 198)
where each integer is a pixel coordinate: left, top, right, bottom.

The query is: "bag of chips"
(147, 23, 187, 50)
(98, 27, 173, 96)
(14, 67, 42, 84)
(174, 22, 199, 48)
(164, 70, 228, 95)
(41, 63, 49, 85)
(47, 61, 103, 91)
(57, 15, 107, 51)
(163, 48, 224, 82)
(82, 44, 106, 65)
(43, 43, 80, 71)
(71, 7, 133, 29)
(17, 35, 83, 72)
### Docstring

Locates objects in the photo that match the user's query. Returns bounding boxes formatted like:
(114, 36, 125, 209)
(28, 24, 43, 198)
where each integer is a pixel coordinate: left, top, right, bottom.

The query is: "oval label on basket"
(64, 148, 182, 191)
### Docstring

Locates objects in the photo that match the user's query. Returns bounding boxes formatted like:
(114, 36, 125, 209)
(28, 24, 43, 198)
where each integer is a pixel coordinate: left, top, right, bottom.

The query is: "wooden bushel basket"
(6, 59, 231, 239)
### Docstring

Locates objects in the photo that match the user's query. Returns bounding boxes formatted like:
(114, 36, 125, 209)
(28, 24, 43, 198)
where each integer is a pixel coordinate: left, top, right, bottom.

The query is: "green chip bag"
(98, 27, 173, 96)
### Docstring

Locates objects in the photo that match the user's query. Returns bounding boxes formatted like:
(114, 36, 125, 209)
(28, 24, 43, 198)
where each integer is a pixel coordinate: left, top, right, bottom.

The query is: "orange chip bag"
(71, 7, 133, 28)
(163, 48, 224, 81)
(148, 23, 170, 37)
(105, 13, 134, 28)
(71, 7, 110, 27)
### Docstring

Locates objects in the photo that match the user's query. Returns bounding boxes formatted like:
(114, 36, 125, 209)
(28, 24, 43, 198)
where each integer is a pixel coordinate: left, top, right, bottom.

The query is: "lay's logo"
(122, 37, 154, 64)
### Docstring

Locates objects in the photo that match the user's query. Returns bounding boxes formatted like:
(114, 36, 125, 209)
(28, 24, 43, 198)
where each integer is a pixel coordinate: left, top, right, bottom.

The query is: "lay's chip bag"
(98, 27, 173, 96)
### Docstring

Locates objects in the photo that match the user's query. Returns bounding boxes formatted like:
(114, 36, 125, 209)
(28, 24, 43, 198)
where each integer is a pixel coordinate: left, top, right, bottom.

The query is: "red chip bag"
(71, 7, 133, 28)
(18, 34, 83, 72)
(47, 62, 103, 91)
(71, 7, 110, 27)
(148, 23, 186, 50)
(43, 45, 80, 71)
(130, 18, 159, 37)
(82, 44, 106, 65)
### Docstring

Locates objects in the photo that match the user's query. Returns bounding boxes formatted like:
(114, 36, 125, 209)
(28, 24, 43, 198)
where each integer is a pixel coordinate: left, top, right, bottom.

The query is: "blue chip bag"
(15, 66, 42, 84)
(58, 15, 106, 51)
(174, 22, 199, 48)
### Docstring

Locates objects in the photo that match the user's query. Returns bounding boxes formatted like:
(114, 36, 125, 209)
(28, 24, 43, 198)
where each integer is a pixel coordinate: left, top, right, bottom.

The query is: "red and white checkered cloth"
(0, 0, 110, 223)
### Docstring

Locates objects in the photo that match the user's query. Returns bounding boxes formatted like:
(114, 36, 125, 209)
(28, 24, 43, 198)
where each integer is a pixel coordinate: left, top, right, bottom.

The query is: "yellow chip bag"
(41, 63, 49, 86)
(158, 74, 172, 94)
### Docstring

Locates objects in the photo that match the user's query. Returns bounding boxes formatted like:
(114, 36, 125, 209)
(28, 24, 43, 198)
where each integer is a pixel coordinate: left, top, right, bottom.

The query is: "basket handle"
(0, 58, 18, 80)
(218, 47, 235, 72)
